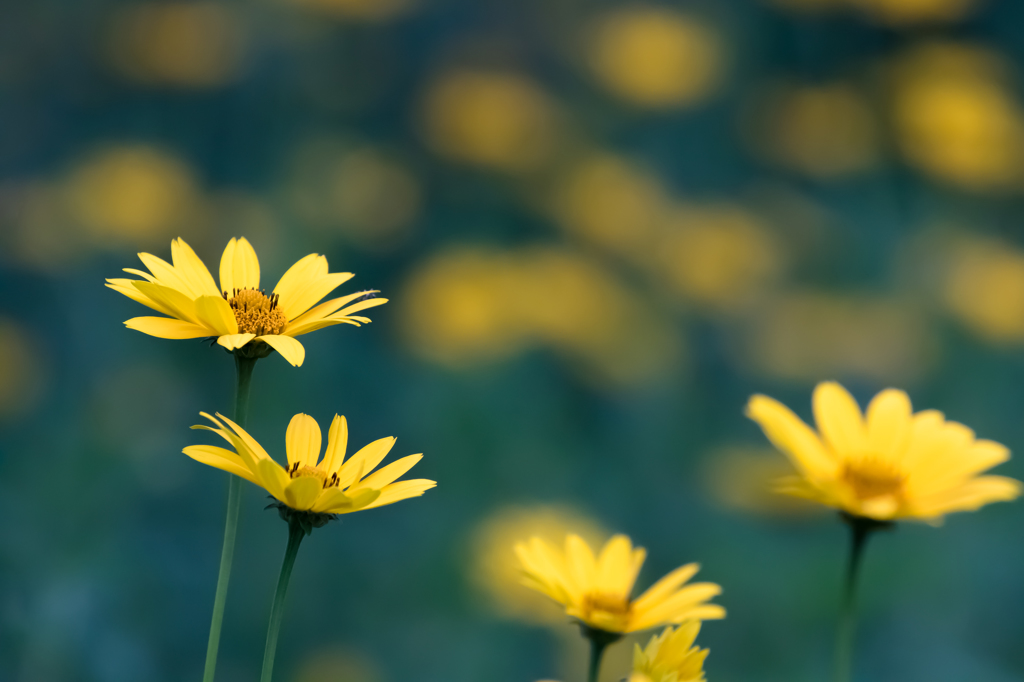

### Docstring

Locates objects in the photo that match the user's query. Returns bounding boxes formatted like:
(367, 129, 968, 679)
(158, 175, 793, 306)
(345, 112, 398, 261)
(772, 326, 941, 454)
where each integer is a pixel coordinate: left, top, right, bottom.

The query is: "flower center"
(842, 459, 905, 500)
(224, 288, 287, 336)
(581, 592, 631, 619)
(288, 463, 341, 488)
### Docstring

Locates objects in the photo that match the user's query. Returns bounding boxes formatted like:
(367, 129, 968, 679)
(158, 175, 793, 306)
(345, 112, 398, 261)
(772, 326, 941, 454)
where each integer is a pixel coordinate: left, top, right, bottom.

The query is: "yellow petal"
(284, 317, 363, 338)
(746, 395, 837, 479)
(310, 487, 353, 513)
(357, 454, 423, 490)
(132, 281, 200, 324)
(273, 254, 326, 310)
(219, 237, 260, 293)
(183, 445, 259, 485)
(321, 415, 348, 473)
(630, 583, 723, 631)
(565, 534, 597, 593)
(910, 475, 1022, 517)
(597, 535, 640, 597)
(279, 272, 354, 321)
(125, 316, 210, 339)
(287, 291, 378, 328)
(216, 333, 256, 351)
(335, 436, 396, 488)
(171, 238, 220, 297)
(195, 295, 239, 336)
(286, 413, 322, 468)
(813, 382, 868, 458)
(865, 389, 912, 458)
(909, 439, 1012, 497)
(283, 476, 323, 511)
(361, 479, 436, 509)
(138, 251, 195, 297)
(256, 458, 290, 502)
(632, 564, 700, 614)
(256, 334, 305, 367)
(106, 279, 176, 317)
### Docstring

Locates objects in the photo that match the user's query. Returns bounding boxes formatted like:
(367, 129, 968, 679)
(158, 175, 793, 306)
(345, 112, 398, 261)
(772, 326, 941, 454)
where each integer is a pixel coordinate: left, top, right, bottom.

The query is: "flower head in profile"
(184, 412, 435, 526)
(632, 622, 709, 682)
(747, 381, 1022, 522)
(514, 534, 724, 635)
(106, 237, 387, 366)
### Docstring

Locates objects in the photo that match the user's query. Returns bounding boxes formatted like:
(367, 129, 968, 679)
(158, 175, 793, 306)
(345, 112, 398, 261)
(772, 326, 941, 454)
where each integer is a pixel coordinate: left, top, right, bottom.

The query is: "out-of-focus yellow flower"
(850, 0, 978, 25)
(750, 84, 878, 177)
(469, 505, 607, 624)
(422, 71, 558, 171)
(284, 0, 414, 21)
(66, 146, 200, 241)
(632, 622, 709, 682)
(515, 534, 725, 634)
(747, 381, 1022, 522)
(659, 206, 782, 311)
(399, 247, 681, 387)
(703, 446, 825, 517)
(740, 292, 935, 383)
(941, 235, 1024, 343)
(892, 43, 1024, 191)
(587, 8, 723, 108)
(106, 2, 246, 87)
(185, 411, 435, 513)
(553, 153, 670, 259)
(106, 237, 386, 366)
(0, 319, 47, 420)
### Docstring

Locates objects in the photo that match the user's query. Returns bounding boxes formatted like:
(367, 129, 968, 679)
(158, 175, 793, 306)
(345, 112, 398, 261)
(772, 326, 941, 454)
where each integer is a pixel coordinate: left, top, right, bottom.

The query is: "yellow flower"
(184, 411, 435, 514)
(747, 381, 1022, 522)
(514, 534, 725, 634)
(106, 237, 387, 366)
(632, 622, 709, 682)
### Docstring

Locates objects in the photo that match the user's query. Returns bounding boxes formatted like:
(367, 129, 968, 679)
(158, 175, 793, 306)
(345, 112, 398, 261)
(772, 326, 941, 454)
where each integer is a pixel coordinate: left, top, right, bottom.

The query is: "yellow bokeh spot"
(400, 247, 682, 387)
(742, 292, 935, 383)
(553, 153, 671, 259)
(106, 2, 246, 87)
(423, 71, 559, 172)
(659, 206, 783, 311)
(330, 148, 422, 247)
(892, 43, 1024, 191)
(587, 7, 723, 108)
(754, 84, 879, 177)
(64, 146, 200, 242)
(850, 0, 978, 25)
(284, 0, 414, 21)
(941, 235, 1024, 343)
(703, 446, 824, 517)
(468, 505, 607, 624)
(0, 319, 46, 420)
(291, 648, 381, 682)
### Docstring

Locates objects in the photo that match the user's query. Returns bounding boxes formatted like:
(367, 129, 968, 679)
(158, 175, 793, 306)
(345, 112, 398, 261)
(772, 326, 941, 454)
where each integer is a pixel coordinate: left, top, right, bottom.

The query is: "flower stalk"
(581, 624, 622, 682)
(834, 513, 890, 682)
(260, 516, 306, 682)
(203, 354, 258, 682)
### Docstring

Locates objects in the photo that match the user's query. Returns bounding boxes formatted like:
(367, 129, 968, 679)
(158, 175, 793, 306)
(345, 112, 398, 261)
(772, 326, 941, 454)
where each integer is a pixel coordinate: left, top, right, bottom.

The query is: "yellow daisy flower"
(106, 237, 387, 366)
(747, 381, 1022, 522)
(632, 622, 709, 682)
(514, 534, 725, 635)
(184, 411, 435, 516)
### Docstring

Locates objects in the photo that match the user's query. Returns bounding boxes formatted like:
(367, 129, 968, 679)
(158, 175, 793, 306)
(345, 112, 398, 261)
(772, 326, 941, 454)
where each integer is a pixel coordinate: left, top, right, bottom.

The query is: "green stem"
(260, 520, 306, 682)
(203, 354, 258, 682)
(834, 514, 887, 682)
(580, 625, 620, 682)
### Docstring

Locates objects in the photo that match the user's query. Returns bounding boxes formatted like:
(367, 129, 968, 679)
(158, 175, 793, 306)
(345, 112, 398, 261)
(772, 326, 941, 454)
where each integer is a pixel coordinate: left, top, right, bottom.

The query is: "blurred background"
(4, 0, 1024, 680)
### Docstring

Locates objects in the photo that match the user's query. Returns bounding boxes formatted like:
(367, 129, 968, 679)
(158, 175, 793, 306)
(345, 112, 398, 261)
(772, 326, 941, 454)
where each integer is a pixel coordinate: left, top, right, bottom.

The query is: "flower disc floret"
(514, 534, 725, 634)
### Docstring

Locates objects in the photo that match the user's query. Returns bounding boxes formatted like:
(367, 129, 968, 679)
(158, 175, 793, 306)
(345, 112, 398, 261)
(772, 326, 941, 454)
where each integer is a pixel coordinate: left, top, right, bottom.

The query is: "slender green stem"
(834, 514, 887, 682)
(203, 354, 258, 682)
(260, 520, 306, 682)
(579, 625, 620, 682)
